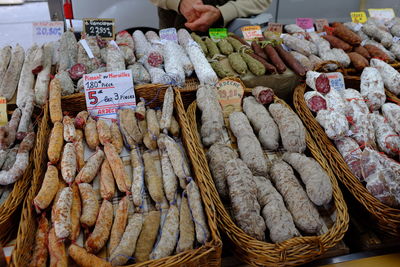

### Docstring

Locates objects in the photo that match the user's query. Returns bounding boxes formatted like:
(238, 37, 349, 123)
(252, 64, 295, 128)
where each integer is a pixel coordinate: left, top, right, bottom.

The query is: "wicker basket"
(11, 87, 221, 267)
(293, 82, 400, 236)
(186, 96, 349, 266)
(0, 108, 42, 245)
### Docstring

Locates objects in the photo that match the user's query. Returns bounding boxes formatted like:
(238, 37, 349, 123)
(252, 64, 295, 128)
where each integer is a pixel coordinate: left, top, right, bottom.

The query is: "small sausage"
(16, 97, 34, 140)
(30, 215, 50, 267)
(97, 119, 111, 145)
(61, 143, 77, 184)
(110, 122, 123, 154)
(353, 46, 371, 60)
(131, 147, 145, 208)
(75, 148, 104, 183)
(135, 100, 146, 120)
(100, 159, 115, 200)
(62, 116, 76, 142)
(364, 44, 391, 63)
(176, 193, 194, 253)
(33, 164, 59, 213)
(74, 129, 85, 171)
(160, 87, 174, 132)
(348, 52, 369, 71)
(109, 196, 128, 255)
(49, 78, 63, 124)
(75, 111, 89, 129)
(6, 108, 22, 148)
(170, 115, 180, 137)
(85, 199, 113, 253)
(69, 244, 112, 267)
(48, 122, 64, 164)
(143, 149, 165, 203)
(70, 182, 81, 241)
(48, 227, 68, 267)
(51, 181, 67, 223)
(103, 143, 128, 193)
(322, 35, 352, 52)
(54, 187, 73, 239)
(251, 40, 268, 60)
(249, 53, 277, 74)
(134, 210, 161, 262)
(85, 117, 100, 150)
(79, 183, 100, 227)
(275, 45, 306, 76)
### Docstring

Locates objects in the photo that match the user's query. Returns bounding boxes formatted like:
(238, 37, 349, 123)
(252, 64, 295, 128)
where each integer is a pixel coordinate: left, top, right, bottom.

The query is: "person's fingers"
(185, 17, 209, 32)
(193, 4, 212, 12)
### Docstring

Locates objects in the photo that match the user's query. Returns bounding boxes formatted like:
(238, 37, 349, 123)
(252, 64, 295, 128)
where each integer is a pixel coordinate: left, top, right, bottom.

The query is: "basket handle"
(314, 60, 347, 76)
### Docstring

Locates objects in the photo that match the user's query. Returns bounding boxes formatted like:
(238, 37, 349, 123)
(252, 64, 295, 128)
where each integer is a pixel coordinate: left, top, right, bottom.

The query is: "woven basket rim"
(11, 87, 221, 267)
(293, 82, 400, 230)
(186, 95, 349, 266)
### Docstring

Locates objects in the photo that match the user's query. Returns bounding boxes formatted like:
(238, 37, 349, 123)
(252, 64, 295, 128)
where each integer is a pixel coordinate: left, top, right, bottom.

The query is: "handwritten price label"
(350, 12, 367, 23)
(368, 8, 395, 22)
(326, 72, 345, 92)
(296, 18, 314, 30)
(266, 23, 283, 33)
(241, 25, 263, 40)
(84, 70, 136, 119)
(160, 28, 178, 43)
(0, 97, 7, 126)
(216, 78, 244, 119)
(209, 28, 228, 40)
(83, 18, 115, 39)
(315, 19, 329, 32)
(32, 21, 64, 45)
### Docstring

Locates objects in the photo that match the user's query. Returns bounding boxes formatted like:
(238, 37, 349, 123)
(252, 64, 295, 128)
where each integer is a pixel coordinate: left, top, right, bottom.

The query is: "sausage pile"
(197, 85, 333, 243)
(304, 68, 400, 208)
(279, 17, 400, 73)
(31, 87, 210, 266)
(0, 107, 35, 204)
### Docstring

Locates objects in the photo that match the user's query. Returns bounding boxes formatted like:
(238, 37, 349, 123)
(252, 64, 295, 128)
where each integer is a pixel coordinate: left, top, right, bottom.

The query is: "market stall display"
(187, 85, 348, 266)
(11, 86, 221, 266)
(294, 65, 400, 236)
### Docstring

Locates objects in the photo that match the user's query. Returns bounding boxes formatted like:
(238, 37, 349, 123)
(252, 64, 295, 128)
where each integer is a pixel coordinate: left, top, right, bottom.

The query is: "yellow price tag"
(350, 12, 367, 23)
(0, 97, 7, 126)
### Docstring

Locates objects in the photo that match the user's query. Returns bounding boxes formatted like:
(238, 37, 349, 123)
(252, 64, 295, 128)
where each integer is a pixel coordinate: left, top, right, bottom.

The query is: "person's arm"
(218, 0, 272, 26)
(148, 0, 180, 12)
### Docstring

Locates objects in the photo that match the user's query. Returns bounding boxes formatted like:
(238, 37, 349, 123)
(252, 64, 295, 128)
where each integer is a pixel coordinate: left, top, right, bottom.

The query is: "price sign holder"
(315, 19, 329, 32)
(159, 28, 178, 43)
(209, 28, 228, 40)
(0, 98, 7, 126)
(84, 70, 136, 119)
(368, 8, 395, 22)
(296, 18, 314, 31)
(241, 25, 263, 40)
(83, 18, 115, 40)
(326, 72, 345, 92)
(266, 23, 283, 33)
(350, 12, 367, 23)
(32, 21, 64, 45)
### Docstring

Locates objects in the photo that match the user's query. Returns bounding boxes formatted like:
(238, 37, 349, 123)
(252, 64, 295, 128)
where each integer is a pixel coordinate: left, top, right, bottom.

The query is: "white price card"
(32, 21, 64, 45)
(241, 25, 263, 40)
(83, 70, 136, 120)
(326, 72, 345, 92)
(160, 28, 178, 43)
(368, 8, 395, 22)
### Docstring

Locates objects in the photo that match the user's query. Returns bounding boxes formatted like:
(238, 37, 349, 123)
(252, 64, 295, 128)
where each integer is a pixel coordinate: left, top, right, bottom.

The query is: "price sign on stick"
(326, 72, 345, 92)
(83, 18, 115, 39)
(32, 21, 64, 45)
(241, 25, 263, 40)
(267, 23, 283, 33)
(296, 18, 314, 31)
(84, 70, 136, 119)
(350, 12, 367, 23)
(368, 8, 395, 22)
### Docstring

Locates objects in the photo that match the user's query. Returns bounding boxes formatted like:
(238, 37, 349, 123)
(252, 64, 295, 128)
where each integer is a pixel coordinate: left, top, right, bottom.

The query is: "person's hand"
(179, 0, 203, 23)
(185, 4, 222, 32)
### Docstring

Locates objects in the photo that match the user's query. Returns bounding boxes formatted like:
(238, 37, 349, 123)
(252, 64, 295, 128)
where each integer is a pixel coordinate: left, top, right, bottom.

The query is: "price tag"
(326, 72, 345, 92)
(209, 28, 228, 41)
(83, 18, 115, 39)
(0, 98, 7, 126)
(159, 28, 178, 43)
(32, 21, 64, 45)
(84, 70, 136, 119)
(296, 18, 314, 30)
(350, 12, 367, 23)
(216, 78, 245, 119)
(266, 23, 283, 33)
(241, 25, 263, 40)
(315, 19, 329, 32)
(368, 8, 395, 22)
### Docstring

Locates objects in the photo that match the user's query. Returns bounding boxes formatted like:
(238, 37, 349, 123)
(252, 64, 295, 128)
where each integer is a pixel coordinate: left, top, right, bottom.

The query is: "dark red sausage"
(274, 45, 306, 76)
(251, 40, 268, 60)
(263, 45, 287, 74)
(249, 53, 277, 74)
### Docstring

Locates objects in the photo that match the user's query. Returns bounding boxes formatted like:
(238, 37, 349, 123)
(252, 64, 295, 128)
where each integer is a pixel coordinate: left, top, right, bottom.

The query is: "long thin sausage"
(75, 148, 104, 183)
(0, 44, 24, 100)
(104, 143, 128, 193)
(30, 215, 49, 267)
(54, 187, 73, 239)
(79, 183, 100, 227)
(61, 143, 76, 184)
(70, 182, 81, 241)
(108, 196, 128, 255)
(48, 227, 68, 267)
(69, 244, 112, 267)
(33, 164, 59, 213)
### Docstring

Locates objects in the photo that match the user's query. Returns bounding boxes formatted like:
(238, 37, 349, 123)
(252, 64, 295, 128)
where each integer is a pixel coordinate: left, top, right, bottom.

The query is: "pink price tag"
(296, 18, 314, 30)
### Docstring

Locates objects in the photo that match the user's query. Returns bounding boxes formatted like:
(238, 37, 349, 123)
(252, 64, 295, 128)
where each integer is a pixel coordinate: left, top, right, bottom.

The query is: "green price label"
(209, 28, 228, 40)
